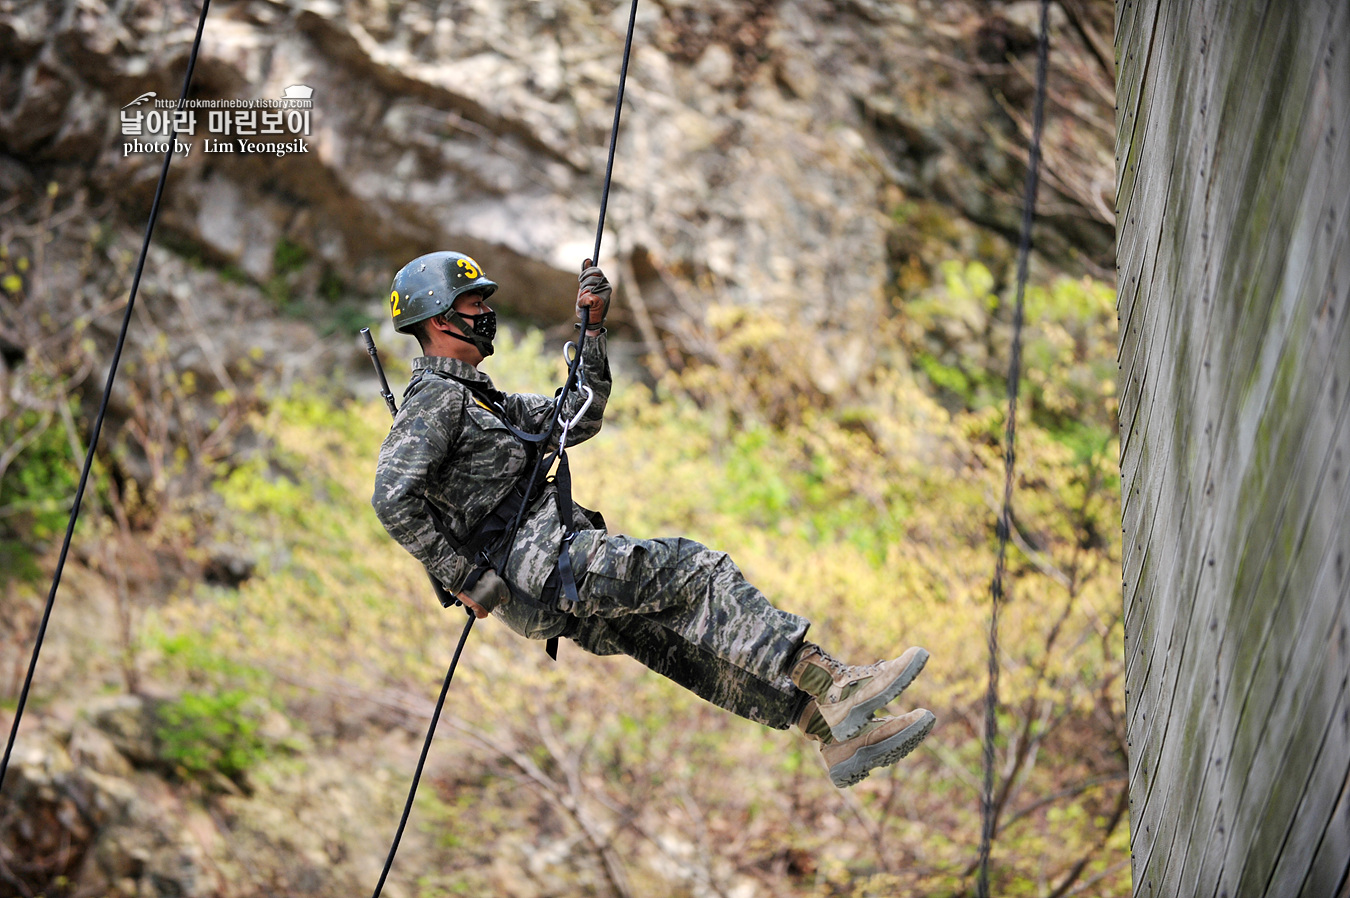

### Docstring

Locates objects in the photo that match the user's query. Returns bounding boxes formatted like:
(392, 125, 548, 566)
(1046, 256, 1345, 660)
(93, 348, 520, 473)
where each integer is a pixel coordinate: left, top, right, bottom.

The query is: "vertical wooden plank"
(1119, 0, 1350, 895)
(1293, 763, 1350, 898)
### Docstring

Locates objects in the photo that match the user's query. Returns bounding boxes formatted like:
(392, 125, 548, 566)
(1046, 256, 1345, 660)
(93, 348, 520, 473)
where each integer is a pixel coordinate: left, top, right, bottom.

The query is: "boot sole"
(829, 711, 936, 788)
(830, 648, 930, 742)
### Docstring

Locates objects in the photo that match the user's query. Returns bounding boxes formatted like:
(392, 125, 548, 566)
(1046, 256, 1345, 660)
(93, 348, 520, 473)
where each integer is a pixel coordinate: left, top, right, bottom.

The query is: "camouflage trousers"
(497, 529, 811, 730)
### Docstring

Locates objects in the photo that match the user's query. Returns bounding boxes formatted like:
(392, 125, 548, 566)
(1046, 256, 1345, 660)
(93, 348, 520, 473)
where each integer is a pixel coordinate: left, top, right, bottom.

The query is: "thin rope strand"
(977, 0, 1050, 894)
(591, 0, 642, 267)
(0, 0, 214, 794)
(370, 612, 475, 898)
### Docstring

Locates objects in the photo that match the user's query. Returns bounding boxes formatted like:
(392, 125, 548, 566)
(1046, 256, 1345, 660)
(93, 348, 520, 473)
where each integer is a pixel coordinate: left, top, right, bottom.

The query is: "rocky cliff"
(3, 0, 1112, 336)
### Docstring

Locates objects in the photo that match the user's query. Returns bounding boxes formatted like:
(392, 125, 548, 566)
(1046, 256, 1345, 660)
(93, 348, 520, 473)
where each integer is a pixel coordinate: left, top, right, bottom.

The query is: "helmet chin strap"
(444, 309, 496, 357)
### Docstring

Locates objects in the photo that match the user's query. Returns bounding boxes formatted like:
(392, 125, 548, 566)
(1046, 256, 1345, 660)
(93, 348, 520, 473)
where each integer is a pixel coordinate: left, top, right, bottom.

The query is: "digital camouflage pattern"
(373, 335, 811, 730)
(565, 533, 810, 728)
(372, 341, 610, 596)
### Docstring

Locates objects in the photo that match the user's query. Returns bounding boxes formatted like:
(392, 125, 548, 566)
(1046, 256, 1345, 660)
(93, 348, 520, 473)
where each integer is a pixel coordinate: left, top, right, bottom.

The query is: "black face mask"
(447, 309, 497, 356)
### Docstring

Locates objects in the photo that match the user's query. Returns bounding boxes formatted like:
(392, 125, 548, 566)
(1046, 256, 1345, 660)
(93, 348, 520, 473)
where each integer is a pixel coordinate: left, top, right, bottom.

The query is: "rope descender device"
(556, 341, 596, 451)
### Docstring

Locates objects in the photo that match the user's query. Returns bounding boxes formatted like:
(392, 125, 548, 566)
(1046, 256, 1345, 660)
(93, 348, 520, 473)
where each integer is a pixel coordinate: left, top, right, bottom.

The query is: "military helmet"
(388, 251, 498, 334)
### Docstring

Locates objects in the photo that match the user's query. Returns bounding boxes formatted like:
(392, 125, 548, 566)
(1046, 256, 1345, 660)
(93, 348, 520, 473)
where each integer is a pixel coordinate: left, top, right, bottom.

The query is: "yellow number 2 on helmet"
(390, 290, 402, 316)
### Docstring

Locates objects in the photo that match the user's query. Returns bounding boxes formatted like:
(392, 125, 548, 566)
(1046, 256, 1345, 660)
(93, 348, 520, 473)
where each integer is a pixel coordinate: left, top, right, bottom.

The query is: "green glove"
(465, 569, 511, 613)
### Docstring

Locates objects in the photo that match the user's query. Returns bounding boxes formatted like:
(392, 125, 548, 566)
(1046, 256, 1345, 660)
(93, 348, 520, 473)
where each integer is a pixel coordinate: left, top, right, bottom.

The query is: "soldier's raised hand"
(577, 259, 611, 329)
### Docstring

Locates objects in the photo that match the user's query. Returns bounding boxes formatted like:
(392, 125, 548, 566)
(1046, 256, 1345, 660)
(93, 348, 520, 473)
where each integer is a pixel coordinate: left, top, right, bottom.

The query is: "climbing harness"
(394, 353, 596, 626)
(0, 0, 215, 794)
(396, 348, 600, 657)
(549, 364, 597, 615)
(977, 1, 1051, 895)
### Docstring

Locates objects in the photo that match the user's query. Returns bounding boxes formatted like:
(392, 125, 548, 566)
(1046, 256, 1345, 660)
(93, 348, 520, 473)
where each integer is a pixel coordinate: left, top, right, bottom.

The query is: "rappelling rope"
(370, 603, 474, 898)
(589, 0, 641, 270)
(0, 0, 214, 794)
(500, 0, 641, 566)
(977, 1, 1051, 895)
(367, 1, 641, 893)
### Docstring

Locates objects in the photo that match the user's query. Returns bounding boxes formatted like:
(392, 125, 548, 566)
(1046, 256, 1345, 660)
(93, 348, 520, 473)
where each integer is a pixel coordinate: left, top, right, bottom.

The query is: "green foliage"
(156, 689, 273, 785)
(915, 350, 985, 405)
(1, 243, 30, 296)
(0, 540, 41, 581)
(262, 238, 309, 312)
(0, 405, 80, 557)
(260, 240, 377, 333)
(319, 268, 345, 303)
(901, 261, 1118, 445)
(272, 238, 310, 275)
(156, 629, 268, 684)
(320, 302, 378, 337)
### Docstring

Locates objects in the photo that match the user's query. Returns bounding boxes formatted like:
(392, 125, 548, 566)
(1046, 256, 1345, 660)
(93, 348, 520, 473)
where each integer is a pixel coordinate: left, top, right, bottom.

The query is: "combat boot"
(790, 642, 929, 741)
(796, 701, 936, 788)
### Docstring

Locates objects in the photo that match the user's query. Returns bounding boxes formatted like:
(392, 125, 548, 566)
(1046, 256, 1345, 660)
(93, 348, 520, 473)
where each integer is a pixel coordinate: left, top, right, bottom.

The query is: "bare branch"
(1059, 0, 1117, 84)
(999, 772, 1126, 829)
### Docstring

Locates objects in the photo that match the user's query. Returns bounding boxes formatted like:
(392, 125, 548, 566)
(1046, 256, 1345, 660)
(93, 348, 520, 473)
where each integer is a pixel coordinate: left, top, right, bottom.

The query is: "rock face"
(1, 701, 222, 898)
(1, 0, 1113, 335)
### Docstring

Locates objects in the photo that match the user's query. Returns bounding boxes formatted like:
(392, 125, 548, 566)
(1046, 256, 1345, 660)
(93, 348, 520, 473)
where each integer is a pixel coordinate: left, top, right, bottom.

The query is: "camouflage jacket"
(372, 337, 611, 608)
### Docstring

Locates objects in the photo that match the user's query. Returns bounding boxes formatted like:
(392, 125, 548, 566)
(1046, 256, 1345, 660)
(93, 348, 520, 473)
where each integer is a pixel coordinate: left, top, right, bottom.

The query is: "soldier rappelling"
(370, 250, 937, 788)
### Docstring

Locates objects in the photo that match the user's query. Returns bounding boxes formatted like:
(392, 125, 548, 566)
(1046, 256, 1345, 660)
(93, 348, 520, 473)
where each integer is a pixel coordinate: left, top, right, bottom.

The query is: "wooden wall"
(1117, 1, 1350, 895)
